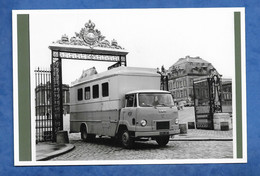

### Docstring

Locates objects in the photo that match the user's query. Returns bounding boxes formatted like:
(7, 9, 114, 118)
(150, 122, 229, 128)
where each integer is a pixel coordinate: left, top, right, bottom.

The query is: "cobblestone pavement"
(174, 129, 233, 139)
(50, 132, 233, 161)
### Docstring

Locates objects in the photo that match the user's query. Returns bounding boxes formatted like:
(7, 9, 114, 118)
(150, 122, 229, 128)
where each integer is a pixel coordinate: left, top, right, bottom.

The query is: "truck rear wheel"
(121, 130, 134, 149)
(81, 126, 95, 142)
(81, 128, 88, 142)
(156, 136, 169, 146)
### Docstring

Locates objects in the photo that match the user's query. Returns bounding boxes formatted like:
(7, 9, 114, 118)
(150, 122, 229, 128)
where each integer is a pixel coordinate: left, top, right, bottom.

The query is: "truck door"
(122, 94, 137, 131)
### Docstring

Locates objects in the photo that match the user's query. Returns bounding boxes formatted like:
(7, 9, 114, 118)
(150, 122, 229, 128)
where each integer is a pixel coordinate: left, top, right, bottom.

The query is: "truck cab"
(119, 90, 180, 148)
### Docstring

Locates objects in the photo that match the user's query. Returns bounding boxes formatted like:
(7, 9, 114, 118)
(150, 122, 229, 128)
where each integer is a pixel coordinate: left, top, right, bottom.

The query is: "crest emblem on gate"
(82, 20, 100, 46)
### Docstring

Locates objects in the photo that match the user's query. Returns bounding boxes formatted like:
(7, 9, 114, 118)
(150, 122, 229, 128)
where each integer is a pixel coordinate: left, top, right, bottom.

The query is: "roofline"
(71, 66, 160, 87)
(126, 90, 171, 94)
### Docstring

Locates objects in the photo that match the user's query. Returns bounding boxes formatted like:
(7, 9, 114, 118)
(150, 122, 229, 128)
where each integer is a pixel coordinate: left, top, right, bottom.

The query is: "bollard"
(220, 122, 229, 131)
(188, 122, 195, 129)
(179, 123, 187, 134)
(56, 131, 69, 144)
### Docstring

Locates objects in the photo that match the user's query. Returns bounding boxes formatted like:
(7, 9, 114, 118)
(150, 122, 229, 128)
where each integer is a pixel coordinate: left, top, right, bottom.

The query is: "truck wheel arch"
(80, 123, 88, 133)
(117, 124, 128, 134)
(117, 124, 134, 137)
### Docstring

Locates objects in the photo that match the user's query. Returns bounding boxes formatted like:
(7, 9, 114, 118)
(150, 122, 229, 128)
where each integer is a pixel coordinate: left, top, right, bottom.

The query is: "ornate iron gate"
(193, 72, 222, 129)
(35, 68, 53, 142)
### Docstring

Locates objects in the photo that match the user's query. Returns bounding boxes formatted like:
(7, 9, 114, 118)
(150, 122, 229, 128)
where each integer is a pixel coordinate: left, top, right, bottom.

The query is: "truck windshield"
(138, 93, 174, 107)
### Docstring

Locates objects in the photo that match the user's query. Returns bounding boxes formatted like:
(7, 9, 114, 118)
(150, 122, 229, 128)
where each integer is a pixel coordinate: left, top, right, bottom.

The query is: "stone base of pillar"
(188, 122, 195, 129)
(213, 113, 232, 130)
(56, 131, 69, 144)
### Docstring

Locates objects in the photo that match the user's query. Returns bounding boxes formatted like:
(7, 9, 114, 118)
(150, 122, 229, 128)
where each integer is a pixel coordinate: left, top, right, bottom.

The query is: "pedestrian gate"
(35, 68, 53, 142)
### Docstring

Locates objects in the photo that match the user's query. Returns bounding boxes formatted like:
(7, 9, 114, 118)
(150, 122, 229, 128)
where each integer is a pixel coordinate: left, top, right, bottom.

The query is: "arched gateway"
(49, 20, 128, 141)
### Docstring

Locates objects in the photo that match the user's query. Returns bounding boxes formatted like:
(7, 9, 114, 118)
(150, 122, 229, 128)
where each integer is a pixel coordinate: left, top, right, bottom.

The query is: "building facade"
(167, 56, 218, 103)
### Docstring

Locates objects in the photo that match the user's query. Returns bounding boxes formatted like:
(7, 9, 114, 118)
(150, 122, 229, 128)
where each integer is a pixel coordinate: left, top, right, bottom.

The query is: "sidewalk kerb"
(37, 144, 75, 161)
(170, 138, 233, 141)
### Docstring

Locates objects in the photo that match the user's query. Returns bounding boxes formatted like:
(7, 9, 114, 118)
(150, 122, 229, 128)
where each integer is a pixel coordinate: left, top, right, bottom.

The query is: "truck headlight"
(175, 119, 179, 124)
(140, 120, 147, 127)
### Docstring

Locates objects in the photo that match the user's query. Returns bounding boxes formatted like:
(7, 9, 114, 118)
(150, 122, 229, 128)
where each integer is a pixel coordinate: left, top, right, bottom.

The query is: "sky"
(29, 8, 240, 85)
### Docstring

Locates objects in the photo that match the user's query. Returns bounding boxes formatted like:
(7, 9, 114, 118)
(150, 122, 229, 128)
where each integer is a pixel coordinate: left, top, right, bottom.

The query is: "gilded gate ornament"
(54, 20, 124, 49)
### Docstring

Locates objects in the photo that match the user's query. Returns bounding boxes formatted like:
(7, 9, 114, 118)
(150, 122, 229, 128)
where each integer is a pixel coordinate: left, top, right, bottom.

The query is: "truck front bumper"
(135, 128, 180, 137)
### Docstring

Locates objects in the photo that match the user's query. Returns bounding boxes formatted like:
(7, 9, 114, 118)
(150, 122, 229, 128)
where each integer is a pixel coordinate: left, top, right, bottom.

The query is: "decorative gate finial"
(85, 20, 95, 29)
(54, 20, 124, 49)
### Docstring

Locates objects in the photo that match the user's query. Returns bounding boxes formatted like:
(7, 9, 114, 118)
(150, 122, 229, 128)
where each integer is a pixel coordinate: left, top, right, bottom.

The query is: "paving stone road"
(50, 133, 233, 161)
(50, 108, 233, 161)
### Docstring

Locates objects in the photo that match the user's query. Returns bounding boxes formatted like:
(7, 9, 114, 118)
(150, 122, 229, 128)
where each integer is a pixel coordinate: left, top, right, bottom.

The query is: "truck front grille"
(156, 121, 170, 130)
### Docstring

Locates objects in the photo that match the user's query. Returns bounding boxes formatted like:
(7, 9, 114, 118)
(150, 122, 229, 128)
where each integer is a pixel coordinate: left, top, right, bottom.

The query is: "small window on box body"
(77, 88, 83, 101)
(102, 82, 109, 97)
(93, 84, 99, 99)
(85, 87, 90, 100)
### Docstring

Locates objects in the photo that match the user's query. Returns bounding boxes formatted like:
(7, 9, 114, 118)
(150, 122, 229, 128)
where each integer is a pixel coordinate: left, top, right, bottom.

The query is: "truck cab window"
(125, 94, 136, 107)
(77, 88, 83, 101)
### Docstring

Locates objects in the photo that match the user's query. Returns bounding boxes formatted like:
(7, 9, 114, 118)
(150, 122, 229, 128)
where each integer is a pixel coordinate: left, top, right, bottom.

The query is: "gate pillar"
(51, 51, 63, 141)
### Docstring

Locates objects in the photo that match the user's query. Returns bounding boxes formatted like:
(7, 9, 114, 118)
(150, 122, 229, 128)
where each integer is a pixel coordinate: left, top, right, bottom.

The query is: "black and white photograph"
(12, 8, 246, 165)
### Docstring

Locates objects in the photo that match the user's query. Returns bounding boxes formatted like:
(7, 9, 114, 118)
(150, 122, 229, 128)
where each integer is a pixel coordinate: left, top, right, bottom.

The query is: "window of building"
(196, 89, 199, 97)
(184, 80, 187, 87)
(184, 90, 187, 97)
(92, 84, 99, 99)
(190, 78, 193, 86)
(102, 82, 109, 97)
(180, 90, 183, 98)
(204, 89, 207, 98)
(189, 88, 193, 96)
(169, 82, 172, 90)
(77, 88, 83, 101)
(66, 91, 70, 103)
(85, 87, 91, 100)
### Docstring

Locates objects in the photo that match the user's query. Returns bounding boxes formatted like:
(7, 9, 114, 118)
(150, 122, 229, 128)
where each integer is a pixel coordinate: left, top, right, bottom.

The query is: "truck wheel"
(81, 127, 95, 142)
(81, 128, 88, 142)
(156, 136, 169, 146)
(121, 130, 134, 149)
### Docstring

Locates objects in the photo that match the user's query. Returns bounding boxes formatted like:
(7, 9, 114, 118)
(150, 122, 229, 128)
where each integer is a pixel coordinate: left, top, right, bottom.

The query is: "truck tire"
(156, 136, 169, 146)
(81, 128, 88, 142)
(121, 130, 134, 149)
(81, 127, 95, 142)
